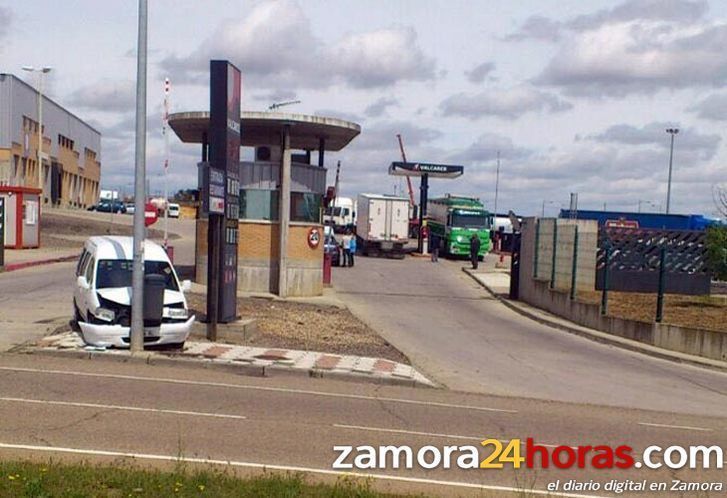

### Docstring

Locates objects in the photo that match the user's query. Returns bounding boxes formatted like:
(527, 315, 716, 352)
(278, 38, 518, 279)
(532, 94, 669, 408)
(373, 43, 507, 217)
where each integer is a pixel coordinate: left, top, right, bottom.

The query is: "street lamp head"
(41, 67, 52, 73)
(21, 66, 34, 72)
(666, 128, 679, 134)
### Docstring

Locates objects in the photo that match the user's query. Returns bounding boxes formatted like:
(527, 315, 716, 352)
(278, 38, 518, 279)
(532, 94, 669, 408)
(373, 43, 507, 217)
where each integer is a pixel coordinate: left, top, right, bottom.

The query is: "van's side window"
(84, 257, 95, 286)
(76, 250, 89, 277)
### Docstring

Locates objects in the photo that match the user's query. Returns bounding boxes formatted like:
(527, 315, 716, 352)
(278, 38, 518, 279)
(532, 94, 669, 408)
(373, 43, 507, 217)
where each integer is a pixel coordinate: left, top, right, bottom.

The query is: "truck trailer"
(356, 194, 409, 258)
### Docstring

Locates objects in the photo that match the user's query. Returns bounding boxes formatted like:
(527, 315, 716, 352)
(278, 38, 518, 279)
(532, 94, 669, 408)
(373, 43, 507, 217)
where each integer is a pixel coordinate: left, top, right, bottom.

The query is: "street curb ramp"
(462, 267, 727, 374)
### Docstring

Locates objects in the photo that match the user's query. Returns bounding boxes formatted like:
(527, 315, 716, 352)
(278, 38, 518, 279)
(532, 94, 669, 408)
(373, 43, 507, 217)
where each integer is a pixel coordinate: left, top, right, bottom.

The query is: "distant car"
(125, 203, 135, 214)
(73, 236, 194, 348)
(167, 203, 180, 218)
(92, 200, 126, 214)
(324, 234, 341, 267)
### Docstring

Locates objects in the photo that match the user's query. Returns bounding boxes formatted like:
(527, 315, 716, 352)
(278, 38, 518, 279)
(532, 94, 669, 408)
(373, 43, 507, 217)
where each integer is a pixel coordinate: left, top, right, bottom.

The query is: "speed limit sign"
(307, 227, 321, 249)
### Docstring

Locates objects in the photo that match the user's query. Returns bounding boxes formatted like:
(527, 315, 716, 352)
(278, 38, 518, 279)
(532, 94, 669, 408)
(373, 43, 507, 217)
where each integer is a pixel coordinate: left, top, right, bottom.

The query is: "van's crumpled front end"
(79, 287, 194, 348)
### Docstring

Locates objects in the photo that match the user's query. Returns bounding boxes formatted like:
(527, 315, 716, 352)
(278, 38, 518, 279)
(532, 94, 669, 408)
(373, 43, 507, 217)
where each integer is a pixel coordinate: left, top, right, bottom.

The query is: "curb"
(462, 268, 727, 374)
(17, 347, 435, 389)
(2, 255, 77, 272)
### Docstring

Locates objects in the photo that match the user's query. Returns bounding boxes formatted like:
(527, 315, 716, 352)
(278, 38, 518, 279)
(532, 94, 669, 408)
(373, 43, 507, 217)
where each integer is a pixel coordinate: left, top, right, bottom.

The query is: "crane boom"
(396, 134, 416, 208)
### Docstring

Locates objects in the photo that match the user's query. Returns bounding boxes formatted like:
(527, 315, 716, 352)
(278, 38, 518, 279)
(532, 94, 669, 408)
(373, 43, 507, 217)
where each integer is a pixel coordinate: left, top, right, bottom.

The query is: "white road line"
(637, 422, 712, 432)
(0, 397, 246, 420)
(0, 442, 608, 498)
(333, 424, 561, 448)
(0, 366, 517, 414)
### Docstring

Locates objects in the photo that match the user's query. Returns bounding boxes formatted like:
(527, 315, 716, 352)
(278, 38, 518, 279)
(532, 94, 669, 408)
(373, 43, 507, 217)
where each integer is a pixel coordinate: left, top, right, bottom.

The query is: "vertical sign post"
(207, 60, 241, 338)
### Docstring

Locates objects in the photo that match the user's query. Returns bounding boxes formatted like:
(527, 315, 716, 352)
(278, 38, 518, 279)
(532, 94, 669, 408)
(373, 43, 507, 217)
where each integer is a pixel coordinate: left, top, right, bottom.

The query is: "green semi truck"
(427, 195, 492, 257)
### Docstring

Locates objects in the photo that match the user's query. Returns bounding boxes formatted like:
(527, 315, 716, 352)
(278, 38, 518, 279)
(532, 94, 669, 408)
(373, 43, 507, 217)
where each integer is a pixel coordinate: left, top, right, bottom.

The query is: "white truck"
(323, 196, 355, 233)
(356, 193, 409, 258)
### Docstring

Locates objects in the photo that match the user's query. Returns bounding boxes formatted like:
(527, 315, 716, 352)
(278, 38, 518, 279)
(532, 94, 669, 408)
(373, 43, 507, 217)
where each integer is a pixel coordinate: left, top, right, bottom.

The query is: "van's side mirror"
(77, 276, 89, 289)
(181, 280, 192, 292)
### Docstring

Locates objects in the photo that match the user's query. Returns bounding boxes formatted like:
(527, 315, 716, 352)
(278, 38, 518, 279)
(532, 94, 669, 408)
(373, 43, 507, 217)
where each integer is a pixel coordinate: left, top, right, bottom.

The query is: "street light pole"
(493, 150, 500, 218)
(21, 66, 52, 200)
(130, 0, 148, 353)
(665, 128, 679, 214)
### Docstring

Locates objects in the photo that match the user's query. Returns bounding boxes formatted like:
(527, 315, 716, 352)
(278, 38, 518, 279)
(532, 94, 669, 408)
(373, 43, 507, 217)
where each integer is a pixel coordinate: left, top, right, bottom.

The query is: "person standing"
(429, 230, 440, 262)
(340, 232, 352, 267)
(469, 233, 481, 270)
(348, 231, 357, 267)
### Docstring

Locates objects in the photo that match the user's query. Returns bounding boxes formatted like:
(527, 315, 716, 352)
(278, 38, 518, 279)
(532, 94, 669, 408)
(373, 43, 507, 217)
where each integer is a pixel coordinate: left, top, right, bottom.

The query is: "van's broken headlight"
(93, 307, 116, 322)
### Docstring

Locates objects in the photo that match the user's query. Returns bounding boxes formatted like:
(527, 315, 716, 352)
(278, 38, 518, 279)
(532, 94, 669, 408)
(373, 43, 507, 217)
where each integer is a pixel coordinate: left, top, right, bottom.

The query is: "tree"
(706, 226, 727, 281)
(713, 185, 727, 218)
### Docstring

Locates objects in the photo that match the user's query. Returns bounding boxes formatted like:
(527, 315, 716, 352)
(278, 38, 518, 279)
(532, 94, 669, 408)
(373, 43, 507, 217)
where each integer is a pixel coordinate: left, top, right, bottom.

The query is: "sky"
(2, 0, 726, 217)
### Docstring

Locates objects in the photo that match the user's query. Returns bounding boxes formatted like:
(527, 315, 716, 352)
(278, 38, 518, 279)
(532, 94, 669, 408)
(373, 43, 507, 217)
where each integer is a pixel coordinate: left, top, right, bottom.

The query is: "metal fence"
(596, 228, 710, 295)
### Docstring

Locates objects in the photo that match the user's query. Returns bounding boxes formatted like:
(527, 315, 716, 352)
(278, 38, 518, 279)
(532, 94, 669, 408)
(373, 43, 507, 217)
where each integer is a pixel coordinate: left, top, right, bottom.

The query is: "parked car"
(73, 236, 194, 348)
(167, 203, 180, 218)
(125, 203, 135, 214)
(324, 234, 341, 267)
(90, 199, 126, 213)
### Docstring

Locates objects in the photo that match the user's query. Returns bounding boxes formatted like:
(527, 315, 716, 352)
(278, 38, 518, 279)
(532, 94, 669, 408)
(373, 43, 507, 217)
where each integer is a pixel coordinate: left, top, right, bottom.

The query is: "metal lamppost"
(665, 128, 679, 214)
(21, 66, 52, 200)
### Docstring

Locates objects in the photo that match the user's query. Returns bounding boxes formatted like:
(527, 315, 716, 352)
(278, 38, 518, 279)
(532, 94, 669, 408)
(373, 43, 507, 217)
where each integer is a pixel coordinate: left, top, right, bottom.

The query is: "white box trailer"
(356, 193, 409, 258)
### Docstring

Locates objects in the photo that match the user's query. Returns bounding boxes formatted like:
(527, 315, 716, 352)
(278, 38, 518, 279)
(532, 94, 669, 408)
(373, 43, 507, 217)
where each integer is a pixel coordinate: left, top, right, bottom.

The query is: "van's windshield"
(96, 260, 179, 290)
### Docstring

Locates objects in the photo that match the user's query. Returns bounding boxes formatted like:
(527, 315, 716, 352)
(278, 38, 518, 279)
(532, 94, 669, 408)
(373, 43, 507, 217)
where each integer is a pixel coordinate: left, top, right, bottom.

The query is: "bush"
(705, 226, 727, 281)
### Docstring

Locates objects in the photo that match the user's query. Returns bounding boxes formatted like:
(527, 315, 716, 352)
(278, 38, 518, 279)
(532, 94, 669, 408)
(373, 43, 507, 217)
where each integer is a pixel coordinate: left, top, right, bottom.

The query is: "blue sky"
(2, 0, 726, 216)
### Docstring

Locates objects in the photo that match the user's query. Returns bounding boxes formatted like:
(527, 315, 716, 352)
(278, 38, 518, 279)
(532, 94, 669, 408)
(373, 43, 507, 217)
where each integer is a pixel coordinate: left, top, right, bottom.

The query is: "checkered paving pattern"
(34, 332, 434, 386)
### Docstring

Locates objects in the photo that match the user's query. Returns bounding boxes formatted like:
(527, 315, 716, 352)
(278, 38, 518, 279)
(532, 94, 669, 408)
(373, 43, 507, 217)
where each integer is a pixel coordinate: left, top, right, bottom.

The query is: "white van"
(167, 203, 180, 218)
(73, 236, 194, 348)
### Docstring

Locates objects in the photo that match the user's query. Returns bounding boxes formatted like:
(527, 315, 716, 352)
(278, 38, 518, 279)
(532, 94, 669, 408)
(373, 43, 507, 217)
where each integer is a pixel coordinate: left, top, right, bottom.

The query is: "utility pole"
(163, 78, 170, 250)
(493, 150, 500, 219)
(130, 0, 148, 353)
(665, 128, 679, 214)
(21, 66, 52, 200)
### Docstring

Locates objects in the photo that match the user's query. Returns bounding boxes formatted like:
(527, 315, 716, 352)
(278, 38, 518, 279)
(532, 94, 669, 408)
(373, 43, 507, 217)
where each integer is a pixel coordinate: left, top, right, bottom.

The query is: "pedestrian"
(348, 231, 357, 267)
(340, 231, 351, 267)
(429, 230, 439, 262)
(469, 233, 481, 270)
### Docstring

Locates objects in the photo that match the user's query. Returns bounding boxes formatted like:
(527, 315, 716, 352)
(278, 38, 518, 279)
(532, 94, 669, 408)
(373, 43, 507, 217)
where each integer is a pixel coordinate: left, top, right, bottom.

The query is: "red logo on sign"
(307, 227, 321, 249)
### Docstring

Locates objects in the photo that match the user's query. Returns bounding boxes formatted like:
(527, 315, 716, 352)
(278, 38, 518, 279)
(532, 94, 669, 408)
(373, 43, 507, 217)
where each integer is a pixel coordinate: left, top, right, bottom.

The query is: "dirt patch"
(578, 290, 727, 332)
(186, 293, 409, 363)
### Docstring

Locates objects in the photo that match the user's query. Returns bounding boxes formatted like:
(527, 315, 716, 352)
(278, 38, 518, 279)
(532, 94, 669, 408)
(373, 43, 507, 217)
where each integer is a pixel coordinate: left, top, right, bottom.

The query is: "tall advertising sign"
(208, 60, 241, 325)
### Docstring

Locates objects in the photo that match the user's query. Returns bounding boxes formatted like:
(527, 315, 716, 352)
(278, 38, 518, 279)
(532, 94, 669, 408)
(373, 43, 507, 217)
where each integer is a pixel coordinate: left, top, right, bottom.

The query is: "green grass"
(0, 460, 423, 498)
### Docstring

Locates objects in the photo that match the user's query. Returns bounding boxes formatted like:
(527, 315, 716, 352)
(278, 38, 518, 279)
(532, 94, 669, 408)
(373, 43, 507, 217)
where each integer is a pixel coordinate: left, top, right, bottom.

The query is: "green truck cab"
(427, 195, 492, 257)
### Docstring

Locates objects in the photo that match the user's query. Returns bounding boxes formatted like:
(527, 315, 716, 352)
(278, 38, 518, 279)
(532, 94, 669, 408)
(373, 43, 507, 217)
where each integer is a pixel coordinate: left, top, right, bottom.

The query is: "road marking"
(0, 442, 608, 498)
(333, 424, 561, 448)
(637, 422, 713, 432)
(0, 397, 246, 420)
(0, 366, 517, 414)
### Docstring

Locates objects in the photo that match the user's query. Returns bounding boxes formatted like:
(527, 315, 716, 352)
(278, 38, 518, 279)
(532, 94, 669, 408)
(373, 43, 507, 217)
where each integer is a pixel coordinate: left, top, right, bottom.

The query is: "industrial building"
(0, 73, 101, 208)
(169, 111, 360, 297)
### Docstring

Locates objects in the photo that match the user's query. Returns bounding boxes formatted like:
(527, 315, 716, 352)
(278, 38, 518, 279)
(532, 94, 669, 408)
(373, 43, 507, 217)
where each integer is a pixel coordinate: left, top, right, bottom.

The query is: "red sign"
(307, 227, 321, 249)
(605, 218, 639, 229)
(144, 202, 158, 227)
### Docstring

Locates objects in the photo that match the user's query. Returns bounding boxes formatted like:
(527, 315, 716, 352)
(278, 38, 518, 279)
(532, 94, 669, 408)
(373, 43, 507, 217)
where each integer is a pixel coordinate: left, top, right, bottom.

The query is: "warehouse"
(0, 73, 101, 208)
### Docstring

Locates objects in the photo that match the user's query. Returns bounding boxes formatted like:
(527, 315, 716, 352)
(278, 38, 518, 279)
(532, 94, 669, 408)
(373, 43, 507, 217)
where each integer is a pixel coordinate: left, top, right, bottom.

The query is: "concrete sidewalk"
(29, 331, 435, 388)
(462, 266, 727, 373)
(2, 247, 79, 272)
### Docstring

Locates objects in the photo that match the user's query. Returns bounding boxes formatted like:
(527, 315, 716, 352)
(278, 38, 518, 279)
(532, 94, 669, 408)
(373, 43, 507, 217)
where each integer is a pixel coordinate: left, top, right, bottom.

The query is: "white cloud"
(440, 85, 572, 119)
(465, 62, 496, 83)
(0, 7, 11, 41)
(364, 97, 398, 118)
(66, 80, 136, 113)
(688, 92, 727, 121)
(159, 1, 434, 90)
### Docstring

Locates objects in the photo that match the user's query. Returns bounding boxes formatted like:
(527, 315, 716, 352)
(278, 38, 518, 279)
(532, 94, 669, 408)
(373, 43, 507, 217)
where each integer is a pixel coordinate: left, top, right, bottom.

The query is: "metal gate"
(596, 227, 710, 295)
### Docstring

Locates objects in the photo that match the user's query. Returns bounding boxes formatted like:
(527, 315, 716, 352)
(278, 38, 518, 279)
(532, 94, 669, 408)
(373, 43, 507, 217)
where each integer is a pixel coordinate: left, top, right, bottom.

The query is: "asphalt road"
(0, 355, 724, 497)
(333, 256, 727, 417)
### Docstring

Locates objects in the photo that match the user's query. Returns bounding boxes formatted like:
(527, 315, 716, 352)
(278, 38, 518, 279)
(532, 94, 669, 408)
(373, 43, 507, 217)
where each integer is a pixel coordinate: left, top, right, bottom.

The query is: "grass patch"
(0, 459, 421, 498)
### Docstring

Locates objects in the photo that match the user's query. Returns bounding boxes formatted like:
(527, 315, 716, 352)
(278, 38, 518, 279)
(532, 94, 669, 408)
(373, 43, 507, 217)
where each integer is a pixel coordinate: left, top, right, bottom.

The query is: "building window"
(58, 134, 75, 150)
(239, 189, 279, 221)
(291, 192, 321, 223)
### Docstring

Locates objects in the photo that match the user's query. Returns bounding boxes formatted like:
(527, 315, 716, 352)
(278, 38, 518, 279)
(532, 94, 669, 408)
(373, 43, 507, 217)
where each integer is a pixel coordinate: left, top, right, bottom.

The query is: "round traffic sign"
(307, 227, 321, 249)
